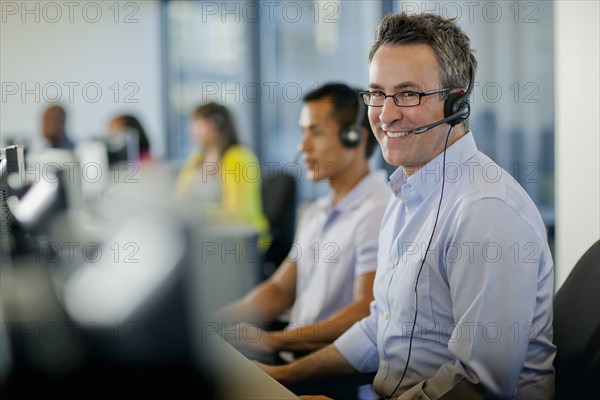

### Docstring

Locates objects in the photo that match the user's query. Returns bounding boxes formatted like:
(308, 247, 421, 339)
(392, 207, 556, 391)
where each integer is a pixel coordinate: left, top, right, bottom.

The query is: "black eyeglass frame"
(359, 88, 450, 107)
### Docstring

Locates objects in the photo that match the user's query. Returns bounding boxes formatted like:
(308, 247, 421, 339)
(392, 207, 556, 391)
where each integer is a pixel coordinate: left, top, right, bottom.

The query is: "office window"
(164, 0, 257, 161)
(164, 1, 554, 220)
(164, 0, 382, 198)
(257, 1, 381, 197)
(394, 0, 555, 222)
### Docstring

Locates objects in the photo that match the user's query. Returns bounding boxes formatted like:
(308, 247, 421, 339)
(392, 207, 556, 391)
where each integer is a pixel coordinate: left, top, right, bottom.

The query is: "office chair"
(260, 170, 297, 280)
(553, 239, 600, 399)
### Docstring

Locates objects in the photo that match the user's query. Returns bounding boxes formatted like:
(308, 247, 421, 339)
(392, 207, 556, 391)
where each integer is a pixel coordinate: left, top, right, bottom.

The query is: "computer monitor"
(104, 129, 140, 167)
(1, 164, 215, 395)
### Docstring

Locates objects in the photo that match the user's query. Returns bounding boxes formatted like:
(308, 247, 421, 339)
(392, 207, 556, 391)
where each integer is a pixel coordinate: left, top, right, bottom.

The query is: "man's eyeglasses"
(360, 88, 450, 107)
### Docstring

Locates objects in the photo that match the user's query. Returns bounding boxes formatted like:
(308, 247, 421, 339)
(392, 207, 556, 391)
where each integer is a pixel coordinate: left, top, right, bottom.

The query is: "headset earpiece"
(443, 64, 475, 126)
(340, 127, 361, 147)
(340, 95, 365, 148)
(444, 93, 463, 118)
(444, 93, 469, 125)
(210, 112, 224, 128)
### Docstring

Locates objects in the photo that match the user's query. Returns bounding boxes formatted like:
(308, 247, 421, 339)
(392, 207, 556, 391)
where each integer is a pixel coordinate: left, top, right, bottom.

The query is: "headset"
(339, 94, 366, 148)
(411, 64, 475, 135)
(209, 110, 225, 128)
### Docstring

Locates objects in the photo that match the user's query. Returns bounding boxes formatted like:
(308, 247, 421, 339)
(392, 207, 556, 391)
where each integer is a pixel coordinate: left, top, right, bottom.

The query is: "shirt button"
(383, 312, 389, 320)
(388, 262, 396, 269)
(380, 361, 388, 369)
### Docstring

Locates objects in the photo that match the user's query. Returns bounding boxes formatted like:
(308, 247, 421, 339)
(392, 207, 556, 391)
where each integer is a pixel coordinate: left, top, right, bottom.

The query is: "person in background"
(108, 114, 152, 162)
(216, 83, 391, 379)
(175, 102, 269, 249)
(42, 105, 74, 150)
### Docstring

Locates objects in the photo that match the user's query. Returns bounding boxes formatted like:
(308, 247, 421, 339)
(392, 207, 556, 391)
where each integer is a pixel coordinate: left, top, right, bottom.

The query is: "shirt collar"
(316, 170, 387, 214)
(388, 132, 479, 204)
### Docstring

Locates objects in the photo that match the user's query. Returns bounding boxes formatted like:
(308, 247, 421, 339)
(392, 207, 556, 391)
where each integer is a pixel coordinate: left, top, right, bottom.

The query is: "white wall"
(555, 1, 600, 290)
(0, 1, 164, 158)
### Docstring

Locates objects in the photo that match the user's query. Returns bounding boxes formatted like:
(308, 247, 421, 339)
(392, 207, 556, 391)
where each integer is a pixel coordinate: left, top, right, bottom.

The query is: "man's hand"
(254, 344, 357, 388)
(229, 322, 278, 355)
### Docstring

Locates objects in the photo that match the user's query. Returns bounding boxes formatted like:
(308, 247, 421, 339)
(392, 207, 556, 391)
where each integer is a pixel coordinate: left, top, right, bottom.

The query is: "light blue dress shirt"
(289, 170, 391, 327)
(336, 133, 555, 399)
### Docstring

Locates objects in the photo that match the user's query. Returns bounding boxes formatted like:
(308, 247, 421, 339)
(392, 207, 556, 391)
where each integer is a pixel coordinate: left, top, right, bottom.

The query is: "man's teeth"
(386, 131, 412, 138)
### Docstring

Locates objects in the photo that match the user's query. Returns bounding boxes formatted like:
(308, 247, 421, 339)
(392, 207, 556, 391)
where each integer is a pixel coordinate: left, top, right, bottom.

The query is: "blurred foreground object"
(0, 155, 264, 396)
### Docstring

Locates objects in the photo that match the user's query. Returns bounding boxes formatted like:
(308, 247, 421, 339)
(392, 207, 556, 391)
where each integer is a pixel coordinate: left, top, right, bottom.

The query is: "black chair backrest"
(553, 239, 600, 399)
(260, 171, 296, 278)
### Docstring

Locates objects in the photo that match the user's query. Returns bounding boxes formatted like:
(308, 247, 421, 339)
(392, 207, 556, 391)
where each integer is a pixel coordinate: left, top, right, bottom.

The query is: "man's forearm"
(271, 300, 370, 352)
(215, 283, 292, 324)
(266, 343, 357, 385)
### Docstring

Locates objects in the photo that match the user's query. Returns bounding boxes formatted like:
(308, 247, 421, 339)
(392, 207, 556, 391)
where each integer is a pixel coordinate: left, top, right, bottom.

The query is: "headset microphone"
(292, 149, 302, 164)
(412, 102, 470, 134)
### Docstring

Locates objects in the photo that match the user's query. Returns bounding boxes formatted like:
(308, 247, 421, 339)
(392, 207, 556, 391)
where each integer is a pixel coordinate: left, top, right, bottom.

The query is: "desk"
(208, 334, 298, 399)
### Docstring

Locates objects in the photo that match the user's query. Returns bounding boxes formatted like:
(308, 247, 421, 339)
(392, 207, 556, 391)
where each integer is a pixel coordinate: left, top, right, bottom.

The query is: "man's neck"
(403, 127, 467, 177)
(51, 133, 66, 145)
(329, 162, 370, 205)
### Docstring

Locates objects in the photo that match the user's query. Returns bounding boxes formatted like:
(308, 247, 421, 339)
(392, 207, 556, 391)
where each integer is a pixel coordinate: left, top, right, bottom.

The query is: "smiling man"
(257, 13, 555, 400)
(216, 83, 391, 363)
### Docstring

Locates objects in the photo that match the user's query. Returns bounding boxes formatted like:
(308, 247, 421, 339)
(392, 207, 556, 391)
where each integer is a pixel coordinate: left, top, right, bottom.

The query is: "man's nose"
(379, 96, 404, 126)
